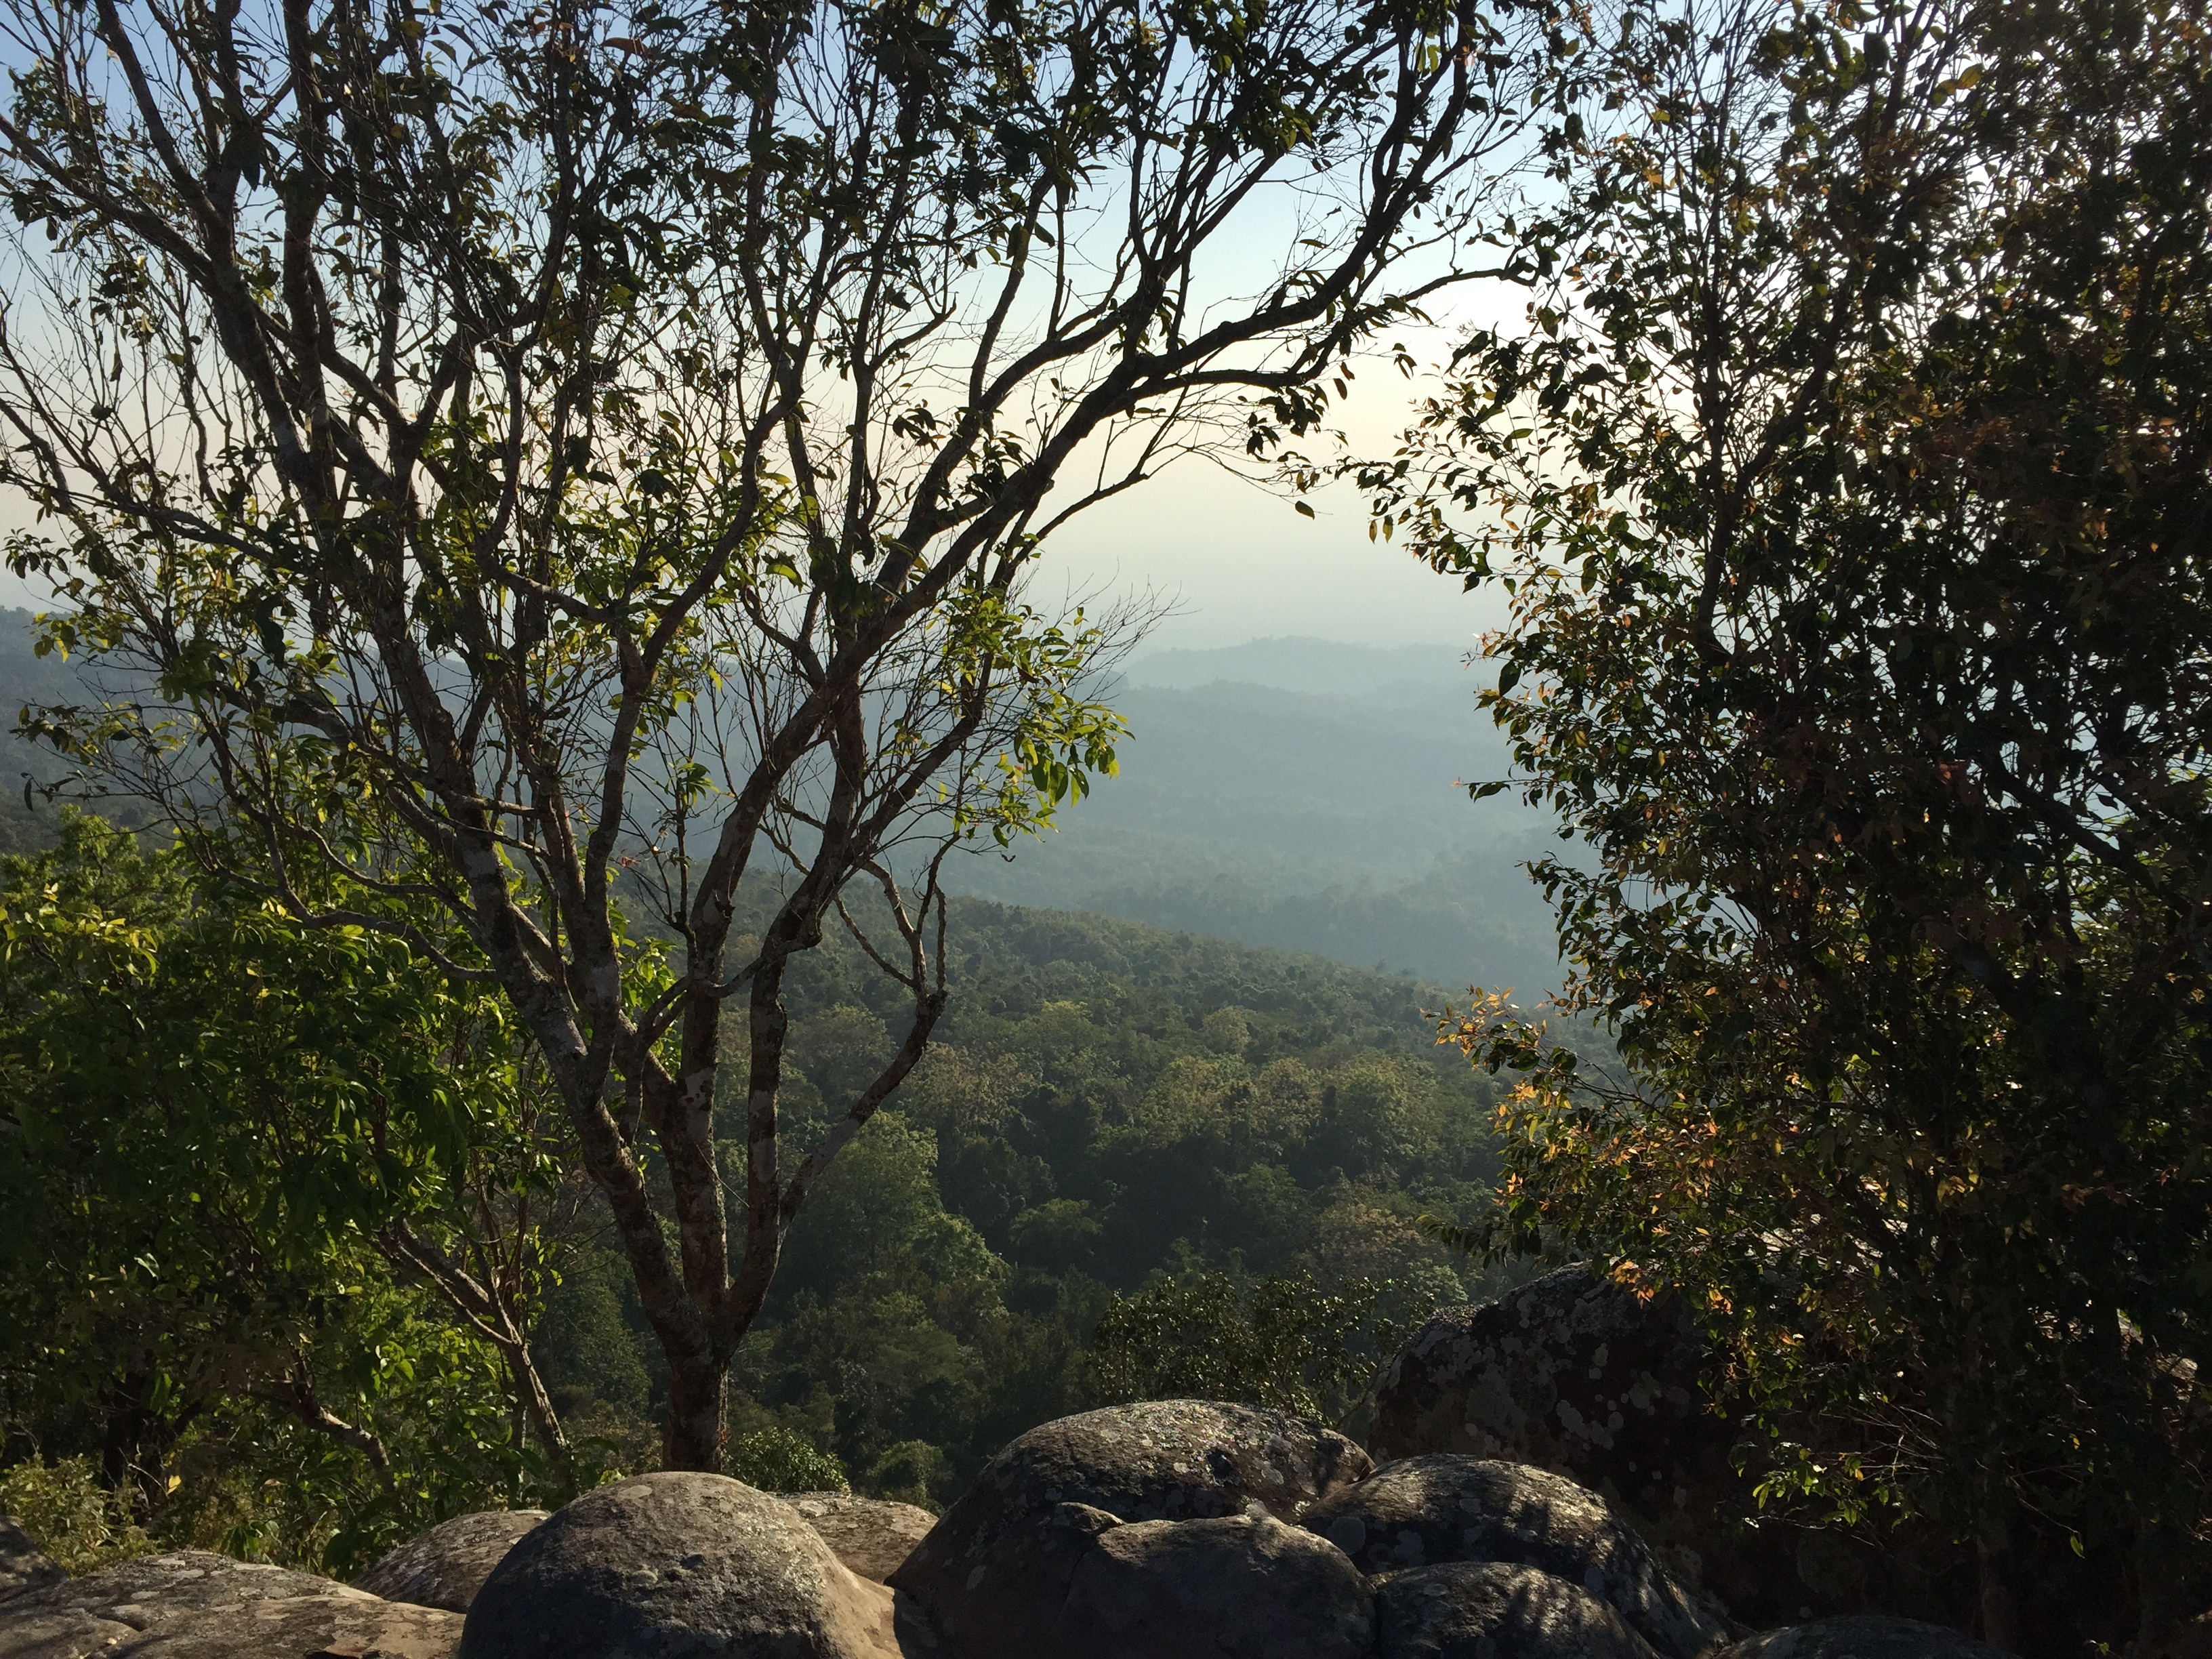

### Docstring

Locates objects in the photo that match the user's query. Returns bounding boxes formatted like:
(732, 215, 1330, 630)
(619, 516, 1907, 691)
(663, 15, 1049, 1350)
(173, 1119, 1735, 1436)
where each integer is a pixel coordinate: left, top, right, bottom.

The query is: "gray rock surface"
(890, 1399, 1372, 1659)
(1378, 1561, 1662, 1659)
(1717, 1616, 2015, 1659)
(1060, 1512, 1373, 1659)
(1304, 1455, 1731, 1659)
(459, 1472, 898, 1659)
(0, 1521, 62, 1607)
(1366, 1275, 2011, 1635)
(782, 1495, 935, 1584)
(1368, 1268, 1889, 1626)
(0, 1549, 462, 1659)
(353, 1509, 548, 1613)
(1368, 1269, 1727, 1555)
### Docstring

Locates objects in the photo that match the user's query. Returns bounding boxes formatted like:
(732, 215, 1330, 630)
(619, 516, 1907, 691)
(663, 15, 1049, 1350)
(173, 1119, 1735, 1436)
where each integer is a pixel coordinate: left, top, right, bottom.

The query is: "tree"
(0, 813, 578, 1566)
(1090, 1266, 1420, 1427)
(1365, 0, 2212, 1643)
(0, 0, 1588, 1467)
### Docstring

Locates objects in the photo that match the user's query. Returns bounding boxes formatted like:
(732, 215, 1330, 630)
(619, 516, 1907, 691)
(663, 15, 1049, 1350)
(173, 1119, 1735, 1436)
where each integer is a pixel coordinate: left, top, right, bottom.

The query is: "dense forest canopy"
(0, 807, 1503, 1568)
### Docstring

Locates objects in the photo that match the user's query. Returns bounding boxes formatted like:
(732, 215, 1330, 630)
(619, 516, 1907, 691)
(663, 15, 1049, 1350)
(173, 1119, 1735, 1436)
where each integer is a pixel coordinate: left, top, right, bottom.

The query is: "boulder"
(1303, 1455, 1730, 1659)
(1377, 1561, 1661, 1659)
(0, 1521, 62, 1607)
(890, 1399, 1372, 1659)
(1717, 1616, 2015, 1659)
(352, 1509, 548, 1612)
(458, 1471, 898, 1659)
(0, 1549, 462, 1659)
(1059, 1512, 1374, 1659)
(1368, 1268, 1729, 1570)
(782, 1495, 936, 1584)
(1366, 1269, 1975, 1629)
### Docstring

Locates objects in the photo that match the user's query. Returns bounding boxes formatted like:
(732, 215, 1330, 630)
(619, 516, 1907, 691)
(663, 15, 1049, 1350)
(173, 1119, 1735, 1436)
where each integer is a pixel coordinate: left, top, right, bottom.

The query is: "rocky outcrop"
(1062, 1511, 1374, 1659)
(781, 1494, 936, 1584)
(1305, 1456, 1731, 1659)
(1366, 1269, 1982, 1631)
(0, 1521, 62, 1608)
(0, 1549, 462, 1659)
(458, 1472, 899, 1659)
(1368, 1269, 1732, 1579)
(353, 1509, 548, 1613)
(1717, 1616, 2016, 1659)
(1376, 1561, 1661, 1659)
(890, 1399, 1372, 1659)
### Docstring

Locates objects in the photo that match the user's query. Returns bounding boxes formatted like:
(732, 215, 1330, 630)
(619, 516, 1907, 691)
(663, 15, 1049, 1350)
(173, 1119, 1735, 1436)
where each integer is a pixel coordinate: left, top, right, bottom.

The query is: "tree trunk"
(663, 1353, 728, 1473)
(101, 1370, 169, 1525)
(1977, 1519, 2024, 1654)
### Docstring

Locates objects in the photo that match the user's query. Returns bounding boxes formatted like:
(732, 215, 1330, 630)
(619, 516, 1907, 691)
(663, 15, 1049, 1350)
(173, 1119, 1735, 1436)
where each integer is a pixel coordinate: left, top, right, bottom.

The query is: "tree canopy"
(0, 0, 1587, 1467)
(0, 813, 579, 1570)
(1363, 0, 2212, 1641)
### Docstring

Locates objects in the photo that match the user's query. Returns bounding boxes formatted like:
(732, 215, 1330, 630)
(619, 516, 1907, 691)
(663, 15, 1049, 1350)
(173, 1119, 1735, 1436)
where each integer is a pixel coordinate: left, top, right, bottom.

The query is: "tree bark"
(663, 1352, 727, 1473)
(1978, 1519, 2024, 1654)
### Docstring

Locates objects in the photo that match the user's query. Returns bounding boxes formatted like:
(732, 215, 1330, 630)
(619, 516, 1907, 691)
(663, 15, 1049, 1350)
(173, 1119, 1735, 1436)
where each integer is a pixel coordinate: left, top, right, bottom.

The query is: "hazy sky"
(1031, 314, 1517, 653)
(1043, 464, 1499, 653)
(0, 321, 1518, 653)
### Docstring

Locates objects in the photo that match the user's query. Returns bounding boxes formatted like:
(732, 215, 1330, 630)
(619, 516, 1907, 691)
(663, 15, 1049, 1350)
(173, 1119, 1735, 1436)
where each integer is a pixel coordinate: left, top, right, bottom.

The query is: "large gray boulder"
(781, 1495, 935, 1584)
(1060, 1512, 1373, 1659)
(458, 1472, 897, 1659)
(0, 1521, 62, 1607)
(1368, 1269, 1936, 1629)
(890, 1399, 1372, 1659)
(1368, 1269, 1727, 1565)
(1717, 1616, 2015, 1659)
(1304, 1456, 1731, 1659)
(0, 1549, 462, 1659)
(1377, 1561, 1661, 1659)
(353, 1509, 548, 1612)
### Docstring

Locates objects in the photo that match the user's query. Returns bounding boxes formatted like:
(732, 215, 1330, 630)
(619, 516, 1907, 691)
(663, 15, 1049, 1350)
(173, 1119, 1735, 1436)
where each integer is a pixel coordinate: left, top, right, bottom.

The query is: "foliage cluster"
(0, 1455, 150, 1575)
(1090, 1269, 1427, 1428)
(1354, 0, 2212, 1640)
(0, 815, 589, 1574)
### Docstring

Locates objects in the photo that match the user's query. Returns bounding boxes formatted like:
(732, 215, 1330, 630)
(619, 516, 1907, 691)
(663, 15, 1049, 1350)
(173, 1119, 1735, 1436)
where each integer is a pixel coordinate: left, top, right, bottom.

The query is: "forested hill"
(938, 636, 1566, 996)
(544, 896, 1509, 1505)
(0, 613, 1565, 991)
(0, 611, 1520, 1532)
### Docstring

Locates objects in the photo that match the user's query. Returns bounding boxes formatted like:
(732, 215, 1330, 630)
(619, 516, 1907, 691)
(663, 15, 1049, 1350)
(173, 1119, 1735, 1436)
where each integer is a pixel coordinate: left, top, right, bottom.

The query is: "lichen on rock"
(352, 1509, 548, 1614)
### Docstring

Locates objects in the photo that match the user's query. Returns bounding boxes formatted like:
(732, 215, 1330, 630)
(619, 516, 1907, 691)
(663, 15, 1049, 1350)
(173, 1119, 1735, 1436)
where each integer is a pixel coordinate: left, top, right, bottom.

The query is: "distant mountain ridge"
(1121, 636, 1477, 702)
(0, 613, 1568, 991)
(947, 634, 1566, 994)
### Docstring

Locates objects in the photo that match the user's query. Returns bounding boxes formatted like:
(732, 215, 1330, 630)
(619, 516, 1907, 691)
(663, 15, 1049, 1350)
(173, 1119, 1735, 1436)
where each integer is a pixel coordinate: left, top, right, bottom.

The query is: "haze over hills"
(940, 636, 1566, 996)
(0, 613, 1566, 992)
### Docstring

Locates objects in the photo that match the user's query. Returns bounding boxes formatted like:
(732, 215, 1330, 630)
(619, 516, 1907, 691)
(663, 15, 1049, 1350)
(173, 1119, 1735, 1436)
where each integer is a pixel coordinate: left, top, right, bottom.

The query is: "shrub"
(727, 1428, 847, 1495)
(0, 1455, 151, 1574)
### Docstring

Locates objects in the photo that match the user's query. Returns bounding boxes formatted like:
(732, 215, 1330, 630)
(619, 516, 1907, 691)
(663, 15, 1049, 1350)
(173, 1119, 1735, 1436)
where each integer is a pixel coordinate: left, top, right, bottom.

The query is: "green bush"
(862, 1440, 949, 1511)
(1090, 1268, 1435, 1427)
(0, 1456, 151, 1574)
(727, 1427, 846, 1495)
